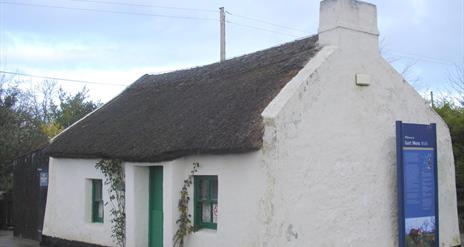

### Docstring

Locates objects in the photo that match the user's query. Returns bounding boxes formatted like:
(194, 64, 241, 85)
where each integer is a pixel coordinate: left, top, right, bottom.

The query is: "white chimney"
(318, 0, 379, 51)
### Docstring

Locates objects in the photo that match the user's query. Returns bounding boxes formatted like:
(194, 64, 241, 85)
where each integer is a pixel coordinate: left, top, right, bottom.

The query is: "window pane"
(210, 179, 218, 200)
(92, 179, 103, 222)
(95, 181, 102, 199)
(97, 201, 104, 219)
(200, 179, 208, 200)
(212, 203, 218, 223)
(201, 203, 211, 223)
(194, 176, 218, 229)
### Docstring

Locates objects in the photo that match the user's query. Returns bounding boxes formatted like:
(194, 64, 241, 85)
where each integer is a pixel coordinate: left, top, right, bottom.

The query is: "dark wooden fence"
(12, 148, 49, 241)
(457, 187, 464, 233)
(0, 191, 13, 229)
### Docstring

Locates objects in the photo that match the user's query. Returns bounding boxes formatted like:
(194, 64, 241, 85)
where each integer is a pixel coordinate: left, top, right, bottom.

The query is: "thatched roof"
(44, 36, 319, 162)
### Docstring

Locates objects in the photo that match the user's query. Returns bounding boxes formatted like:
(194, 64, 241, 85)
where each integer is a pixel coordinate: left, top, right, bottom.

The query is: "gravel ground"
(0, 230, 462, 246)
(0, 231, 39, 247)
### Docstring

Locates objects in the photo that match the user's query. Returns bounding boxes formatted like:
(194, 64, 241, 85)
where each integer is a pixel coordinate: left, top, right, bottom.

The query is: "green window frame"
(194, 176, 218, 230)
(91, 179, 104, 223)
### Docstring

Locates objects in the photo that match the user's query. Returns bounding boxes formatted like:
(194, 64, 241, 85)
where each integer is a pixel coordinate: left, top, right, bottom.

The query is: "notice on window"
(396, 122, 438, 247)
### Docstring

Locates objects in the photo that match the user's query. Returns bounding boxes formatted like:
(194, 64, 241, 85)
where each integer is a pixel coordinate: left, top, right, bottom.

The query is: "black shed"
(12, 147, 49, 241)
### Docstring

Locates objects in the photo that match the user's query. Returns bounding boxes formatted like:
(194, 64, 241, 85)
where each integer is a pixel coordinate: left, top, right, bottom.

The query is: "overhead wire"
(389, 51, 458, 66)
(0, 2, 2, 71)
(1, 1, 306, 37)
(0, 1, 310, 38)
(0, 1, 459, 86)
(0, 1, 309, 89)
(65, 0, 217, 13)
(0, 70, 127, 87)
(226, 21, 301, 38)
(225, 11, 308, 34)
(461, 0, 464, 64)
(63, 0, 310, 39)
(0, 2, 219, 21)
(0, 1, 5, 72)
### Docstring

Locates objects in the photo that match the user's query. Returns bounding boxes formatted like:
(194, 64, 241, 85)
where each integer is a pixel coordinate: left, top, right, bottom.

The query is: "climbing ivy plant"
(95, 159, 126, 247)
(173, 162, 200, 247)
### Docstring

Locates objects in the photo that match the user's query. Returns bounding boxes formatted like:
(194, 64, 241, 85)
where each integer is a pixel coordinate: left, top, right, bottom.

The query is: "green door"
(149, 166, 163, 247)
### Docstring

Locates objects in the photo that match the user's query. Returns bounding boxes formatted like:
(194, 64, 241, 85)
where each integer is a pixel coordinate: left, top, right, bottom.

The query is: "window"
(91, 179, 104, 223)
(194, 176, 218, 230)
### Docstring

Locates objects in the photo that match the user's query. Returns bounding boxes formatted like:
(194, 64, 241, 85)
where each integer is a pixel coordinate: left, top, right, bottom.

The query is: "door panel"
(149, 166, 163, 247)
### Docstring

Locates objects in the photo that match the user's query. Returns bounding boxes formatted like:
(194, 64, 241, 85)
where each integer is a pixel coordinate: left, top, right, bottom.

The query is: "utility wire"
(2, 2, 458, 69)
(226, 11, 308, 34)
(65, 0, 217, 13)
(226, 21, 301, 38)
(0, 1, 6, 72)
(0, 2, 218, 21)
(389, 51, 459, 66)
(461, 0, 464, 63)
(0, 2, 3, 71)
(1, 1, 306, 38)
(0, 70, 127, 87)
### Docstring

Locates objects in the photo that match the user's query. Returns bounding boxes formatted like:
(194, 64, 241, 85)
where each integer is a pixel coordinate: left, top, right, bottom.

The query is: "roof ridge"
(133, 35, 319, 88)
(143, 35, 318, 77)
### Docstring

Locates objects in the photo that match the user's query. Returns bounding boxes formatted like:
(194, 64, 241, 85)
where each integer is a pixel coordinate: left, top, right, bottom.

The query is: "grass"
(405, 233, 436, 247)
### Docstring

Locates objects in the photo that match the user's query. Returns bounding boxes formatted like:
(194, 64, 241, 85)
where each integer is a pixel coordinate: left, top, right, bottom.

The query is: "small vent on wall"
(356, 74, 371, 86)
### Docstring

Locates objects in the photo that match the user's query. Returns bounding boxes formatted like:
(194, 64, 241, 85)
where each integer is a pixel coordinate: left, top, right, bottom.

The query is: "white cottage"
(42, 0, 461, 246)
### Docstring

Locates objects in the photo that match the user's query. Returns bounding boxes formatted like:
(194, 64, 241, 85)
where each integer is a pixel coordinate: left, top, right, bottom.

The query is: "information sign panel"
(396, 121, 439, 247)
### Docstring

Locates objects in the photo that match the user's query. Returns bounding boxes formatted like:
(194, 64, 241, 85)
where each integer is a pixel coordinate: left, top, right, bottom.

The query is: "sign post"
(396, 121, 439, 247)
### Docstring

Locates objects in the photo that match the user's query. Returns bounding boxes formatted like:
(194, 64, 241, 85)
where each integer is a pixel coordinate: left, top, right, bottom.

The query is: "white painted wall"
(44, 154, 268, 247)
(170, 153, 267, 247)
(125, 164, 149, 247)
(42, 158, 114, 246)
(258, 1, 460, 246)
(260, 46, 460, 247)
(124, 153, 267, 247)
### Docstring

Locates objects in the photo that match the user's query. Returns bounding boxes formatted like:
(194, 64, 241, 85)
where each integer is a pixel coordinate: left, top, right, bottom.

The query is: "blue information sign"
(40, 171, 48, 187)
(396, 121, 439, 247)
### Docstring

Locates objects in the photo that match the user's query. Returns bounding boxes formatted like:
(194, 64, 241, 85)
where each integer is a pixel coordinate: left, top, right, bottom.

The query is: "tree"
(434, 64, 464, 188)
(0, 79, 101, 191)
(0, 81, 48, 191)
(449, 64, 464, 105)
(56, 87, 100, 129)
(39, 87, 100, 138)
(29, 80, 59, 124)
(380, 37, 421, 84)
(434, 102, 464, 187)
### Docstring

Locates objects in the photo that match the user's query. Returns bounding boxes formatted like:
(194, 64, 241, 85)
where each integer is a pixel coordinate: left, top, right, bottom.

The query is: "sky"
(0, 0, 463, 102)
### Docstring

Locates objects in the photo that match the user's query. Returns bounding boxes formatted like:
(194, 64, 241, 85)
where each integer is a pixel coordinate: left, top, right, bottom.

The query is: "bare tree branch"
(380, 37, 421, 84)
(448, 64, 464, 105)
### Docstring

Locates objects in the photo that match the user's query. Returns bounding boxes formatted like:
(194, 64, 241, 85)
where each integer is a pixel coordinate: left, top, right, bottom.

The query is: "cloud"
(408, 0, 428, 24)
(10, 65, 194, 102)
(4, 30, 219, 71)
(3, 32, 209, 102)
(5, 32, 121, 69)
